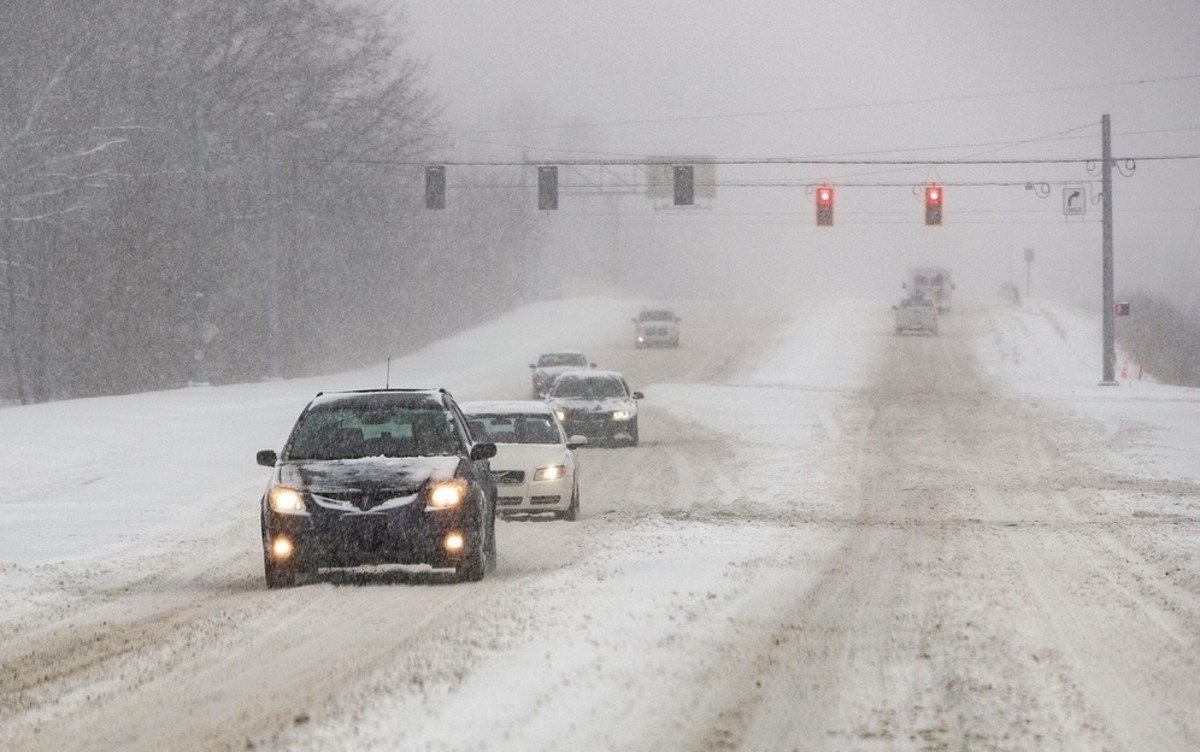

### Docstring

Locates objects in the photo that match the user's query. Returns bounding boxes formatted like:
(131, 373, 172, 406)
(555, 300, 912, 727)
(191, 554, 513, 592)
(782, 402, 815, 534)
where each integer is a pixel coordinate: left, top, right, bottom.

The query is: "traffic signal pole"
(1100, 114, 1117, 385)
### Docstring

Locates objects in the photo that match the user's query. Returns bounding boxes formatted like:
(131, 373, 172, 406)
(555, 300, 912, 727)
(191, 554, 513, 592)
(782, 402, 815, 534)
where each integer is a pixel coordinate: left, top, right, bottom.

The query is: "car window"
(639, 310, 674, 321)
(552, 376, 626, 399)
(537, 353, 587, 367)
(286, 405, 458, 460)
(468, 413, 562, 445)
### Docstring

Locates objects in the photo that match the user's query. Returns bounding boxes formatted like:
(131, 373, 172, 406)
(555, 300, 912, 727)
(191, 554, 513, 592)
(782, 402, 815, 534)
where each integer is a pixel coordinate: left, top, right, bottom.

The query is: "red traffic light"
(924, 184, 943, 225)
(815, 185, 834, 226)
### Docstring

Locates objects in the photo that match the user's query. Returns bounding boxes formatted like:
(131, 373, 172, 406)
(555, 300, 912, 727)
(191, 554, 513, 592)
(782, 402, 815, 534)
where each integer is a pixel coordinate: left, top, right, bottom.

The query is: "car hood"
(547, 396, 635, 414)
(276, 455, 462, 493)
(488, 443, 573, 473)
(533, 365, 586, 377)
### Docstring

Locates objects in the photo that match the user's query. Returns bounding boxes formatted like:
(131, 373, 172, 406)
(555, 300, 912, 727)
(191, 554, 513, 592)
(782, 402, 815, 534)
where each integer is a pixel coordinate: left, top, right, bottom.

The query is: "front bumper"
(494, 472, 573, 513)
(636, 331, 678, 347)
(263, 502, 474, 570)
(559, 413, 635, 442)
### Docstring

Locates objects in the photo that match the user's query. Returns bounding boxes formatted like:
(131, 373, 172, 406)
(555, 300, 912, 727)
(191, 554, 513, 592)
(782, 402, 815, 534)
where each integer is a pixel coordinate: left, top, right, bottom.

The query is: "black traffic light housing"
(673, 165, 694, 206)
(1114, 301, 1130, 316)
(537, 166, 558, 210)
(924, 184, 943, 225)
(815, 185, 834, 226)
(425, 165, 445, 210)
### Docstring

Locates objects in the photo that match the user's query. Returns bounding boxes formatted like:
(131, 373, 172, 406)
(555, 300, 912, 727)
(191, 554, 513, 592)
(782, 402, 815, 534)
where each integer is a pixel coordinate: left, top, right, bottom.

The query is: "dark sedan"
(545, 370, 643, 447)
(255, 388, 497, 587)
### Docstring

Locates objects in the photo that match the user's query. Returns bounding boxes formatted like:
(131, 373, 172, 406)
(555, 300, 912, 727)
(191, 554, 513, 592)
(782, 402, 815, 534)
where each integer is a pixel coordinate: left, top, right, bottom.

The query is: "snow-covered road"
(1, 296, 1198, 751)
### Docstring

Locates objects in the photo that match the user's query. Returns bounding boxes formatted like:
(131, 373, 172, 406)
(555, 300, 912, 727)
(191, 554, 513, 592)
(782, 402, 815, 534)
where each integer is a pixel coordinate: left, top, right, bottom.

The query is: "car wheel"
(561, 482, 579, 521)
(627, 419, 639, 447)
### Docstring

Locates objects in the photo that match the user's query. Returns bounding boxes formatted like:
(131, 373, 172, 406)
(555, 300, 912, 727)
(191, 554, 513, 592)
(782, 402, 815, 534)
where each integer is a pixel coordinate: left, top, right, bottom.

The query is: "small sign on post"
(1063, 186, 1086, 217)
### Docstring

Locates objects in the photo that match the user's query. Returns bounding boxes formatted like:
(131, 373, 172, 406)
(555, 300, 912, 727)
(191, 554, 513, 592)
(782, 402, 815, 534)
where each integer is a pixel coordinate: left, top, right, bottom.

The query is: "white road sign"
(1063, 186, 1087, 216)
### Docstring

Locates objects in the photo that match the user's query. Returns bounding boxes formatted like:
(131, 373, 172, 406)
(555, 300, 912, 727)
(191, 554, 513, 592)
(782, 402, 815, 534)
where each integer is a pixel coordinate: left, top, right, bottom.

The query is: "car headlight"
(268, 486, 307, 514)
(534, 464, 567, 482)
(612, 409, 632, 421)
(427, 479, 468, 509)
(553, 408, 567, 421)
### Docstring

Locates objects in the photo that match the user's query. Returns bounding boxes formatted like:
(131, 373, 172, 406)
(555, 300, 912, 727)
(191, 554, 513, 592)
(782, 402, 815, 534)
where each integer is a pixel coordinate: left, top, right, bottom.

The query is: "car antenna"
(386, 357, 391, 389)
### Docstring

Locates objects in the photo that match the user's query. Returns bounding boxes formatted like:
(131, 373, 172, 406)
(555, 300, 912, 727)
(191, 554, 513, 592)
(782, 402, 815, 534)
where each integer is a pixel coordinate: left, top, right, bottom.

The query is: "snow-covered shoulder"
(973, 297, 1200, 482)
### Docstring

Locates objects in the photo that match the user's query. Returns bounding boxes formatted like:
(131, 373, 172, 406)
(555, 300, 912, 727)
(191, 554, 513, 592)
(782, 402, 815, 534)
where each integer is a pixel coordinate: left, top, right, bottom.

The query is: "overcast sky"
(402, 1, 1200, 310)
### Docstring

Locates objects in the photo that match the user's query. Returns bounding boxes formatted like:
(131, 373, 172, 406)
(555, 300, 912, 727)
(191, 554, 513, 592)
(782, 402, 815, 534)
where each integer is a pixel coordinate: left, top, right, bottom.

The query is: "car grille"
(313, 489, 414, 511)
(493, 470, 525, 485)
(497, 496, 523, 506)
(530, 496, 561, 505)
(562, 412, 610, 427)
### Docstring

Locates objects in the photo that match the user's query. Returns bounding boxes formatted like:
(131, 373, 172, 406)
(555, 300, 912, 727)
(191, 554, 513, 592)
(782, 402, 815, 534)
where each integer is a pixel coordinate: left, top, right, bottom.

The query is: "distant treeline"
(1117, 293, 1200, 387)
(0, 1, 542, 404)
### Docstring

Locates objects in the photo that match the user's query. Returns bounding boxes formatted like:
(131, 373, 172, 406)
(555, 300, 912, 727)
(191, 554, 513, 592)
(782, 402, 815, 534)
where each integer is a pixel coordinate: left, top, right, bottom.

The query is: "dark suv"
(255, 389, 498, 587)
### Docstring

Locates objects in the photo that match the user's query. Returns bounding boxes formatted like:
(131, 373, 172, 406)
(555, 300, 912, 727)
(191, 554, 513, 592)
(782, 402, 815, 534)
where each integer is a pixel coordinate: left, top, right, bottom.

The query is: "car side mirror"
(256, 449, 278, 467)
(891, 305, 898, 310)
(567, 435, 588, 449)
(471, 442, 497, 460)
(631, 391, 644, 400)
(589, 362, 597, 368)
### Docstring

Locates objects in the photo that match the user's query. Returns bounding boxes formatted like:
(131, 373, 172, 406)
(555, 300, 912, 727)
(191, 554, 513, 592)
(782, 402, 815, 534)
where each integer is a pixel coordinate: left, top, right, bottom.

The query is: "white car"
(633, 308, 680, 348)
(461, 400, 586, 520)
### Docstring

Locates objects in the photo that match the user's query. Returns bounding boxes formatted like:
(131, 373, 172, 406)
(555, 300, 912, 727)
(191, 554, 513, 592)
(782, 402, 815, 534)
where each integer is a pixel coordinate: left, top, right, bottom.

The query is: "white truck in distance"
(893, 296, 939, 335)
(904, 266, 954, 312)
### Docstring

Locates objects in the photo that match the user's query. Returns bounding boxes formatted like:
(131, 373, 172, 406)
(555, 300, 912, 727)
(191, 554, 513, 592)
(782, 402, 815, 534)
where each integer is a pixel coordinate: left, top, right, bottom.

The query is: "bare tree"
(0, 0, 544, 403)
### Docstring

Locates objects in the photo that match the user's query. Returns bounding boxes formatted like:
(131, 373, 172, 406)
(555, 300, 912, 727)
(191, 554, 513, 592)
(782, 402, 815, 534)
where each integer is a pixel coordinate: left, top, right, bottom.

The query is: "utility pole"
(1100, 114, 1117, 385)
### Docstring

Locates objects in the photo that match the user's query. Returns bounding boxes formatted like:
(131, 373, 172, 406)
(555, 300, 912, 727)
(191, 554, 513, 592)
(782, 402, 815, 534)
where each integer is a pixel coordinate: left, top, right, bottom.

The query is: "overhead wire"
(445, 73, 1200, 135)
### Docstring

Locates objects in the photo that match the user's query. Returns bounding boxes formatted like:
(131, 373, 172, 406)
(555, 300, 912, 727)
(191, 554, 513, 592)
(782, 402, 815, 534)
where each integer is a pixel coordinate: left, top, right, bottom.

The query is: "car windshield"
(537, 352, 588, 367)
(467, 413, 562, 445)
(285, 403, 458, 460)
(639, 310, 674, 321)
(551, 376, 627, 400)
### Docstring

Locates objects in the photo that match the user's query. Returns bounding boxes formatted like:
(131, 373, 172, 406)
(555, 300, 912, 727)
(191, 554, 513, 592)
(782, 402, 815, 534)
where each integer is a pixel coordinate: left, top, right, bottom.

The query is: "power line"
(446, 74, 1200, 135)
(435, 123, 1200, 165)
(321, 153, 1200, 167)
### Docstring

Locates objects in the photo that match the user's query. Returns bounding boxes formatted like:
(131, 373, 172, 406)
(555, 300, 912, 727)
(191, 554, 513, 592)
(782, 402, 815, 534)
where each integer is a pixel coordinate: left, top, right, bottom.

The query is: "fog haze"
(405, 1, 1200, 310)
